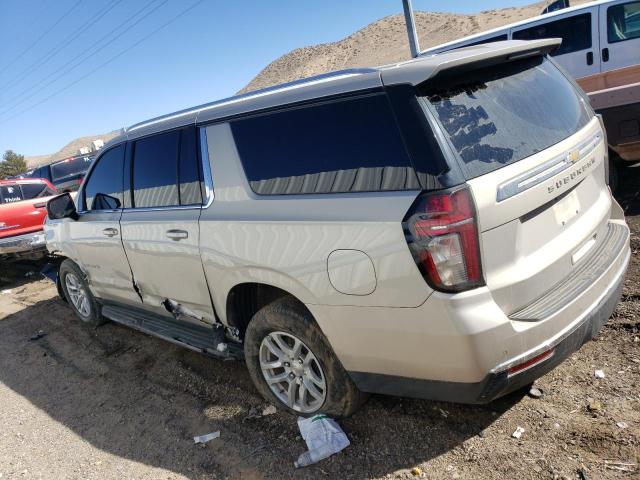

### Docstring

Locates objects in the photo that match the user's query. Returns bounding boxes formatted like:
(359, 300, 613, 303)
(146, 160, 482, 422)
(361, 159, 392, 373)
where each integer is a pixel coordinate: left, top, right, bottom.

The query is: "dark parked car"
(21, 154, 94, 192)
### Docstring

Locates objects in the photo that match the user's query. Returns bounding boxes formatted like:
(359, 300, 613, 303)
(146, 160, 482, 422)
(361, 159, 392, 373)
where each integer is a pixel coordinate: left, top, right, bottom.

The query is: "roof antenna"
(402, 0, 421, 58)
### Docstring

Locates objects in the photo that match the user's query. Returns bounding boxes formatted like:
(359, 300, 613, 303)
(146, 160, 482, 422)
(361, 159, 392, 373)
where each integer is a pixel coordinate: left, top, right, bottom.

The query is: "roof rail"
(126, 67, 378, 133)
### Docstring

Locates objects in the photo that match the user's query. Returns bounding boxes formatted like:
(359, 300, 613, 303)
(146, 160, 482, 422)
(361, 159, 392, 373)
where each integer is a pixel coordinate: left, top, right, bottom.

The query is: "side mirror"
(47, 193, 78, 220)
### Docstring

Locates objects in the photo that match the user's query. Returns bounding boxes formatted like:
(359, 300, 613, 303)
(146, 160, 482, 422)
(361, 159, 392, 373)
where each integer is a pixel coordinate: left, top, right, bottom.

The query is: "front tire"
(59, 259, 105, 327)
(244, 297, 367, 418)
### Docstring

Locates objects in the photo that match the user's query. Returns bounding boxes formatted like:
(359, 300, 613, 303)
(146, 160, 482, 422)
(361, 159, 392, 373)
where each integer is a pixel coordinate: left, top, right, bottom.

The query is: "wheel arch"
(225, 282, 314, 342)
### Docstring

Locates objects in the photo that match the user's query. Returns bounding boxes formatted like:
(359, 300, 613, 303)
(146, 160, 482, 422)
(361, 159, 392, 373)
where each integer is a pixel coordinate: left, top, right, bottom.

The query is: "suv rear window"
(230, 93, 420, 195)
(421, 57, 592, 179)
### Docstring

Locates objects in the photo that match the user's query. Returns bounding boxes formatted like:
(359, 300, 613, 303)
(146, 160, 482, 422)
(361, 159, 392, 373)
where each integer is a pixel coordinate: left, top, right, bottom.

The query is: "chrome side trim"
(199, 127, 214, 208)
(77, 208, 121, 215)
(496, 132, 602, 202)
(121, 205, 202, 213)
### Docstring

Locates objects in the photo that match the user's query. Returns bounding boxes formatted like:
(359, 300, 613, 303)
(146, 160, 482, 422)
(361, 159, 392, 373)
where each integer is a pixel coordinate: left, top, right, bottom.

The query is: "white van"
(425, 0, 639, 78)
(424, 0, 640, 167)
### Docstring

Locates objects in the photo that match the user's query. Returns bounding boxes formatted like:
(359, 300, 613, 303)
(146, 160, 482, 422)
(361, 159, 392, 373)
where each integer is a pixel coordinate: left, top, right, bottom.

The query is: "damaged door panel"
(120, 208, 214, 325)
(119, 127, 214, 325)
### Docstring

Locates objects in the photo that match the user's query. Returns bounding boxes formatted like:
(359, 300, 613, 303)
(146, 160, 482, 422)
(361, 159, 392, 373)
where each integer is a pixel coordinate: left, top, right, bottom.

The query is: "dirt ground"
(0, 172, 638, 480)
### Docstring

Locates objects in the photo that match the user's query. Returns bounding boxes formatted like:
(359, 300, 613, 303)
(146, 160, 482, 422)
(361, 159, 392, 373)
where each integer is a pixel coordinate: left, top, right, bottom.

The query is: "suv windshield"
(51, 155, 92, 180)
(421, 56, 592, 179)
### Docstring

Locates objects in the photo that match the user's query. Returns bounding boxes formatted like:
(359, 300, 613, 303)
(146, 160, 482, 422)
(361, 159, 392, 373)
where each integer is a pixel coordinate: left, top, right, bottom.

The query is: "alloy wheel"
(259, 331, 327, 413)
(65, 272, 91, 318)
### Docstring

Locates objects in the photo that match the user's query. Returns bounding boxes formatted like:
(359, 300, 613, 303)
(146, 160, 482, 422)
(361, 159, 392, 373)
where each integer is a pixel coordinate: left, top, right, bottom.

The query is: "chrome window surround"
(78, 129, 214, 214)
(199, 127, 214, 208)
(496, 131, 602, 202)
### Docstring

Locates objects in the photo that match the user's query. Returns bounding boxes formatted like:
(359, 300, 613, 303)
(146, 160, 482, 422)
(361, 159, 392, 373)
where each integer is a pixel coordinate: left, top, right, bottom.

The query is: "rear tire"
(244, 297, 367, 418)
(59, 259, 105, 327)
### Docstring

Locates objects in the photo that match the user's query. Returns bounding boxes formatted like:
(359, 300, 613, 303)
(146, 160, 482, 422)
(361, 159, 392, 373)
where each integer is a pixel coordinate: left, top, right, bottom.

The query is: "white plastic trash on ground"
(295, 415, 350, 468)
(193, 431, 220, 444)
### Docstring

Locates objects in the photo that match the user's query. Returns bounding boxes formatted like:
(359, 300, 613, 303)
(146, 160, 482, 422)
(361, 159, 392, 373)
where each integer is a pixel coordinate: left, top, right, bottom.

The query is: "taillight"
(403, 186, 484, 292)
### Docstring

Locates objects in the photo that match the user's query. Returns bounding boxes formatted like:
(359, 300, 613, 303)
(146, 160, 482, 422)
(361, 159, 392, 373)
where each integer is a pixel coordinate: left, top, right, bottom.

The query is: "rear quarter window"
(229, 93, 421, 195)
(422, 56, 592, 179)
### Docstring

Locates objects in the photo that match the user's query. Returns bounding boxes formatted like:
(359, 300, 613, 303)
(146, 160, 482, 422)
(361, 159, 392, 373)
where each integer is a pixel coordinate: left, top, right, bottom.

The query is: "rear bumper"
(348, 253, 626, 403)
(313, 215, 630, 404)
(0, 230, 47, 256)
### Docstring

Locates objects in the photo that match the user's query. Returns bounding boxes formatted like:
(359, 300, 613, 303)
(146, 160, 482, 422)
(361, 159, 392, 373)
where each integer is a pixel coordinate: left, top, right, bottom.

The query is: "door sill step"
(101, 304, 243, 360)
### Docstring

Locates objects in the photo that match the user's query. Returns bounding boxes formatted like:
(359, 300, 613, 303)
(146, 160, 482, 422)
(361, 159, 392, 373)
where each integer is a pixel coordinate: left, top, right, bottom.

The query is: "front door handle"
(166, 229, 188, 241)
(586, 51, 593, 65)
(102, 228, 118, 237)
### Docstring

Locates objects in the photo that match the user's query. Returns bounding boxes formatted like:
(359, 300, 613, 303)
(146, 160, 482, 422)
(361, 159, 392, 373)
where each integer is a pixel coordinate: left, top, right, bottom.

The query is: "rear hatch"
(421, 56, 612, 316)
(0, 182, 55, 238)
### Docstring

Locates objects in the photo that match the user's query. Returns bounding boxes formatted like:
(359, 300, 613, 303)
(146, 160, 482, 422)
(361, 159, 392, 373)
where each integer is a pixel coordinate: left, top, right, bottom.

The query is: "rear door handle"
(586, 51, 593, 65)
(102, 228, 118, 237)
(166, 229, 188, 241)
(602, 47, 609, 62)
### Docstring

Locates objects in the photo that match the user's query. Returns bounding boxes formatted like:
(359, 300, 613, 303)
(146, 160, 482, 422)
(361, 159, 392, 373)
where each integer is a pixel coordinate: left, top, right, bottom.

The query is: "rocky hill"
(25, 132, 119, 168)
(238, 0, 592, 93)
(26, 0, 589, 168)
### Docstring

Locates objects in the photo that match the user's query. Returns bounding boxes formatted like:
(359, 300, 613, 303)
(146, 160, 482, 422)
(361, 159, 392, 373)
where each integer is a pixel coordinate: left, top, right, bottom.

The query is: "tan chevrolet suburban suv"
(45, 39, 630, 417)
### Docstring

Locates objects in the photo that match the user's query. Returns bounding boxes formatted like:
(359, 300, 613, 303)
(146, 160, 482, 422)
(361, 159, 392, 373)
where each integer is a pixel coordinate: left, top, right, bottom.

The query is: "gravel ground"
(0, 169, 638, 480)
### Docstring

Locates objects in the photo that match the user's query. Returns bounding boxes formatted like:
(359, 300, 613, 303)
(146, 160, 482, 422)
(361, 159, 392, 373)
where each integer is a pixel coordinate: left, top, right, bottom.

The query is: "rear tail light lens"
(404, 187, 484, 292)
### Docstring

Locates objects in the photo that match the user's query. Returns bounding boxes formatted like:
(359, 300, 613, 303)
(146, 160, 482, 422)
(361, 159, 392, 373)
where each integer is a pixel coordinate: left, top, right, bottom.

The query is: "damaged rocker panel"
(101, 302, 244, 360)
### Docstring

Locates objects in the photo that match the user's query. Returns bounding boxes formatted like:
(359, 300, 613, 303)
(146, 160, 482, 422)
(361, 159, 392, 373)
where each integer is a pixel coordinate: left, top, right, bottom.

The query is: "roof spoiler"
(381, 38, 562, 87)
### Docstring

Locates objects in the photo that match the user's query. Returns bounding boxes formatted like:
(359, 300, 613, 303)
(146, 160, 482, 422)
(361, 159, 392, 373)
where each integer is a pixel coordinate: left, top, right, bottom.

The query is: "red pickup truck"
(0, 178, 58, 261)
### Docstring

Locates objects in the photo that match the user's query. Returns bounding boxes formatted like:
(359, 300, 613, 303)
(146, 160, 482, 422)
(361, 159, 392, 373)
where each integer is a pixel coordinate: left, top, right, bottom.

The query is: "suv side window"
(230, 93, 420, 195)
(512, 13, 592, 56)
(608, 1, 640, 43)
(131, 127, 202, 208)
(132, 130, 180, 208)
(21, 182, 55, 199)
(83, 144, 125, 211)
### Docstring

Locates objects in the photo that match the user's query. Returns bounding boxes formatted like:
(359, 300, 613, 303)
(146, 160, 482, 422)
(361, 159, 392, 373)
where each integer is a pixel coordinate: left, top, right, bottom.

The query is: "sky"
(0, 0, 534, 157)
